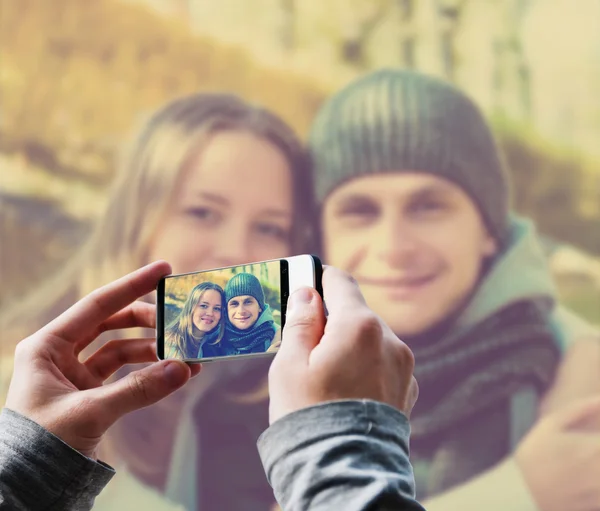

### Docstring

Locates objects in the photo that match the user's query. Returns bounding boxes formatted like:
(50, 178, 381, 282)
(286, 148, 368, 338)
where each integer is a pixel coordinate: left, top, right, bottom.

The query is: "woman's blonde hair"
(0, 92, 315, 485)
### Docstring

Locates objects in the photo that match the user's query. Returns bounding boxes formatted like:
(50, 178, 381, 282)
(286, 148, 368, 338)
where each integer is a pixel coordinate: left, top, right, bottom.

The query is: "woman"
(0, 92, 315, 510)
(308, 68, 598, 510)
(164, 281, 226, 360)
(222, 272, 280, 355)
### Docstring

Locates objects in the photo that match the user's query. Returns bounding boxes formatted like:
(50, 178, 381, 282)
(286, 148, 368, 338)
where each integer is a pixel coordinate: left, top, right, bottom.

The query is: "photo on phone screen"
(156, 254, 322, 362)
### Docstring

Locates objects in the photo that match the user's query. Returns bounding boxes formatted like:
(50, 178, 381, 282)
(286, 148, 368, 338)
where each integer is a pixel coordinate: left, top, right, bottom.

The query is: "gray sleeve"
(0, 408, 115, 511)
(257, 400, 426, 511)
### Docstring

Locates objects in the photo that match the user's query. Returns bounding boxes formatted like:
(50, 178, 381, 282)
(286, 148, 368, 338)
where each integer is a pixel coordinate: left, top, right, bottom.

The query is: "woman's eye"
(199, 304, 208, 309)
(214, 307, 221, 313)
(184, 206, 220, 223)
(255, 222, 289, 241)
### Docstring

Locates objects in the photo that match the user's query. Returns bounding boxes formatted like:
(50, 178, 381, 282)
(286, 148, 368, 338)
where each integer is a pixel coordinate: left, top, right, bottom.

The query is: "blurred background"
(0, 0, 598, 343)
(164, 262, 281, 326)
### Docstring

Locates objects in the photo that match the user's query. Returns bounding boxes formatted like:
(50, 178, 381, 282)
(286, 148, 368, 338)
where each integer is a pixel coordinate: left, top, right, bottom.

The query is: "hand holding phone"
(157, 255, 323, 363)
(267, 265, 419, 425)
(4, 261, 199, 459)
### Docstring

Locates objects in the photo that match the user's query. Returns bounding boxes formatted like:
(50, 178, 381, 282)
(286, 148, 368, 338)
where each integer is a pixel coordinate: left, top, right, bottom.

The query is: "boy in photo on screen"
(222, 272, 282, 356)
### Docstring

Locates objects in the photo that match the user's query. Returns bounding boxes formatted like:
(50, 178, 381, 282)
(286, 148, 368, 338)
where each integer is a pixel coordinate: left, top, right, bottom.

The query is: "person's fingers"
(92, 359, 193, 424)
(43, 261, 171, 344)
(557, 394, 600, 431)
(83, 338, 158, 381)
(276, 287, 325, 366)
(320, 266, 367, 318)
(74, 301, 156, 355)
(187, 363, 202, 378)
(99, 300, 156, 333)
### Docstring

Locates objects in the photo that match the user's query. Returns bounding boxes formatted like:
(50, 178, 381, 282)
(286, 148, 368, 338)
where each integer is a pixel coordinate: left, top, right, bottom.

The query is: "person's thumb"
(539, 336, 600, 417)
(276, 287, 325, 366)
(96, 360, 191, 425)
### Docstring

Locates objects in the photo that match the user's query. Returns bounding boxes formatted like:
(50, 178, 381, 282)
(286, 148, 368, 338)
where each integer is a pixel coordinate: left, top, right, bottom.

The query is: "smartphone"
(156, 254, 323, 362)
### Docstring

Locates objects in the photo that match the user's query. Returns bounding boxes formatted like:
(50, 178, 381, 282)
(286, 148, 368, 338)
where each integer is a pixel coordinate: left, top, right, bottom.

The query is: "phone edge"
(156, 276, 166, 360)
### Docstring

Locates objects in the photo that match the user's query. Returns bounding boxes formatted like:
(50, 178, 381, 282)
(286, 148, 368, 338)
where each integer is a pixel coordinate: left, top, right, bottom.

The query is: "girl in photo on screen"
(222, 272, 280, 355)
(164, 281, 226, 360)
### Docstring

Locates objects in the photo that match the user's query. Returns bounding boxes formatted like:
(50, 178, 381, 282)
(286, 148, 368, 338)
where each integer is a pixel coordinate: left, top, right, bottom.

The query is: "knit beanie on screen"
(225, 273, 266, 309)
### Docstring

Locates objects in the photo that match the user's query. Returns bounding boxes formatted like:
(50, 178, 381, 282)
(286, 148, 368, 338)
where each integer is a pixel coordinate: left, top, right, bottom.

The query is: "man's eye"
(409, 200, 447, 215)
(335, 200, 380, 221)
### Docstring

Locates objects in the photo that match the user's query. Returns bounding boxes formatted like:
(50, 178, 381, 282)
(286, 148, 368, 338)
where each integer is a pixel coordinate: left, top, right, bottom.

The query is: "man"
(308, 68, 600, 510)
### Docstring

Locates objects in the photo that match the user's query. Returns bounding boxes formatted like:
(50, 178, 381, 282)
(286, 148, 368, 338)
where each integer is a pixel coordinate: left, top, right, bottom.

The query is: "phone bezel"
(155, 254, 322, 363)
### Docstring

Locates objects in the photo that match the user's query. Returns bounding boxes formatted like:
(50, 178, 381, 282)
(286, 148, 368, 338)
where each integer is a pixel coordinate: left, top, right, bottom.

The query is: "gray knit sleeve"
(0, 408, 115, 510)
(257, 400, 426, 511)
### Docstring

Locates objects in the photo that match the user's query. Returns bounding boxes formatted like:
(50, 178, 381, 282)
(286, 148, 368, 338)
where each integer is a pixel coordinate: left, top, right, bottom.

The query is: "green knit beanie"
(308, 68, 510, 244)
(225, 273, 266, 309)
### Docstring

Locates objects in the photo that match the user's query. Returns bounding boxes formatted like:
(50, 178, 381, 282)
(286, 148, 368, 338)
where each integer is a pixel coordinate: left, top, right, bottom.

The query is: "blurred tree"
(492, 0, 533, 121)
(0, 0, 325, 186)
(397, 0, 417, 68)
(434, 0, 469, 81)
(172, 0, 192, 23)
(262, 285, 281, 312)
(278, 0, 296, 50)
(340, 0, 391, 68)
(498, 122, 600, 254)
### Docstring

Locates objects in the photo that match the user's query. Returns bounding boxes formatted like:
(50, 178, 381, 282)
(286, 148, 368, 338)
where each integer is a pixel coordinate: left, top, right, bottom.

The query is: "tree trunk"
(397, 0, 416, 68)
(341, 0, 390, 68)
(492, 0, 533, 120)
(434, 0, 468, 81)
(279, 0, 296, 50)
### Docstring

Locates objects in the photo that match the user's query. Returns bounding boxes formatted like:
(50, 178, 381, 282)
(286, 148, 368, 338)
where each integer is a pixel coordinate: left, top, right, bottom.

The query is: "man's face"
(228, 295, 262, 330)
(322, 173, 497, 338)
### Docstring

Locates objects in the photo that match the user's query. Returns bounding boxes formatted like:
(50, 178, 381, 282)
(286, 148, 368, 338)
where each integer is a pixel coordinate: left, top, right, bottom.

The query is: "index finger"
(44, 260, 172, 343)
(321, 265, 367, 317)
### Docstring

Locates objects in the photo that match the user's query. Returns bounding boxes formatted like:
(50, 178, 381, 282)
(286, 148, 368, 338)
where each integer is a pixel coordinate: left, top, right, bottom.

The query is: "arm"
(258, 400, 425, 511)
(1, 262, 200, 510)
(0, 408, 115, 511)
(425, 335, 600, 511)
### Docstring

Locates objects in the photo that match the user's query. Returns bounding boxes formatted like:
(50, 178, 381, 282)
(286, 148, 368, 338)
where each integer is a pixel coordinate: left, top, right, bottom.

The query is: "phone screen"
(157, 258, 291, 362)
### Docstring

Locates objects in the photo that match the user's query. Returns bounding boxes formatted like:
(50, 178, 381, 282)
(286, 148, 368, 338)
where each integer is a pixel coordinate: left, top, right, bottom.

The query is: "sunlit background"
(1, 0, 598, 364)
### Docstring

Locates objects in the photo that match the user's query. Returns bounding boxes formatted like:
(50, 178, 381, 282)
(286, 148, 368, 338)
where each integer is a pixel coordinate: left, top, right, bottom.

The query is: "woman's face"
(191, 289, 222, 335)
(148, 130, 294, 274)
(322, 173, 497, 338)
(227, 295, 261, 330)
